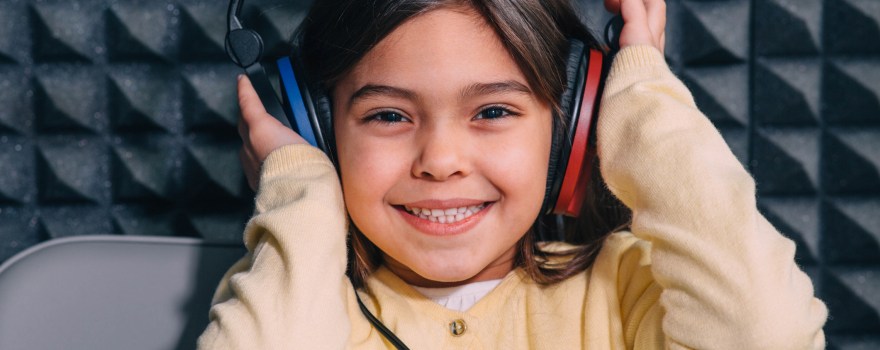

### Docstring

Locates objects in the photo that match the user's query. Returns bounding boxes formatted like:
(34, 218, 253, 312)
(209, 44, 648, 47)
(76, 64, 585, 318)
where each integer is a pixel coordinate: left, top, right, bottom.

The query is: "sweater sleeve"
(597, 46, 828, 349)
(197, 144, 353, 349)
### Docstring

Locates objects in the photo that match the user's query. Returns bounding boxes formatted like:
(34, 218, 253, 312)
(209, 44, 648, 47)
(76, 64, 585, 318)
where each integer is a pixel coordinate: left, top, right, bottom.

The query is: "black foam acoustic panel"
(0, 0, 877, 346)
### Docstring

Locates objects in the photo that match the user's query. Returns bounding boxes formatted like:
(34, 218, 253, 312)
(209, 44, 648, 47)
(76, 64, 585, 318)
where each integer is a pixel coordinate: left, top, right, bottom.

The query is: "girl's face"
(333, 7, 552, 286)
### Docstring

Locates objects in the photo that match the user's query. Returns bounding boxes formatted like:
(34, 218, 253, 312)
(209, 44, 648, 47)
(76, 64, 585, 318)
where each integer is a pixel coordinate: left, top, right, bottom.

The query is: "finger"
(236, 76, 248, 142)
(604, 0, 621, 14)
(620, 0, 648, 24)
(618, 0, 654, 48)
(242, 142, 258, 166)
(239, 147, 259, 192)
(237, 114, 249, 143)
(238, 74, 289, 147)
(645, 0, 667, 40)
(237, 74, 270, 125)
(241, 142, 259, 170)
(237, 73, 309, 162)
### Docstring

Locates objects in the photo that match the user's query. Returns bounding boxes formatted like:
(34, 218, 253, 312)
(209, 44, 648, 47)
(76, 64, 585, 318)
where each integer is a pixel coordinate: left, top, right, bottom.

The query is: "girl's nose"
(411, 126, 472, 181)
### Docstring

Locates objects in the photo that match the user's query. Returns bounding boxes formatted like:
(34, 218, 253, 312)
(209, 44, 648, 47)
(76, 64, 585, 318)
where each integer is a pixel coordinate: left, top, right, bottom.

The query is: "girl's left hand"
(605, 0, 666, 54)
(237, 75, 308, 191)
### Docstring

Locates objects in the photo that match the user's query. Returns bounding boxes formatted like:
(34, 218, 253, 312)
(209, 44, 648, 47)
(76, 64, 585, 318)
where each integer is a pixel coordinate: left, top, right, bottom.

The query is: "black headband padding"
(292, 47, 337, 164)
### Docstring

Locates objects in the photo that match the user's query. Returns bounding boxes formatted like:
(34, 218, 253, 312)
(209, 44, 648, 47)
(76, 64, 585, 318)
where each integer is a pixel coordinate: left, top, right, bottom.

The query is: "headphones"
(226, 0, 622, 219)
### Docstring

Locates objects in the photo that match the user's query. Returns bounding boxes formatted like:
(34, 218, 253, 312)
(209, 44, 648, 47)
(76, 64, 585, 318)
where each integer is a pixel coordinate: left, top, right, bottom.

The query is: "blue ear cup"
(275, 53, 335, 162)
(276, 56, 320, 148)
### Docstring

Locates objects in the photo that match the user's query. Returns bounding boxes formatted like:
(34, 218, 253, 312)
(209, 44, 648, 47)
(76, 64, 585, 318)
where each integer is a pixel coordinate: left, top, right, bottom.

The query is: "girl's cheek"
(339, 135, 410, 211)
(480, 119, 551, 188)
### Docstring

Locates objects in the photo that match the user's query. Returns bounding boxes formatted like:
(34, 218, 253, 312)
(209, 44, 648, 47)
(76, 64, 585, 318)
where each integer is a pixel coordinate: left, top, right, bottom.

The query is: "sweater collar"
(363, 265, 529, 320)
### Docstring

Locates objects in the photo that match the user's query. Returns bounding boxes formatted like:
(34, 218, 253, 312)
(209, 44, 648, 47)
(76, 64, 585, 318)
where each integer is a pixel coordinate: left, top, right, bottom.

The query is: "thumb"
(237, 74, 277, 125)
(620, 0, 648, 25)
(236, 74, 309, 161)
(618, 0, 655, 48)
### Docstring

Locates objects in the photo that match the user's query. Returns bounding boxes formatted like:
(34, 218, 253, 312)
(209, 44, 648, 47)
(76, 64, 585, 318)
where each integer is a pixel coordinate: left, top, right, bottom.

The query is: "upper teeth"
(404, 204, 486, 224)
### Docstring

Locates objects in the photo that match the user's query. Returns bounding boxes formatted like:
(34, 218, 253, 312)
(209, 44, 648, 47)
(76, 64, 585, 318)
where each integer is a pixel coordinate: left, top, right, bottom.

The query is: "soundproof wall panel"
(0, 0, 876, 343)
(749, 0, 880, 345)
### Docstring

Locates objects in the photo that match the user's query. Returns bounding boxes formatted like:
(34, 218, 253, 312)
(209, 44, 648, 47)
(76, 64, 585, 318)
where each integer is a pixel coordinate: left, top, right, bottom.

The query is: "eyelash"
(363, 110, 409, 125)
(474, 105, 518, 120)
(362, 105, 519, 125)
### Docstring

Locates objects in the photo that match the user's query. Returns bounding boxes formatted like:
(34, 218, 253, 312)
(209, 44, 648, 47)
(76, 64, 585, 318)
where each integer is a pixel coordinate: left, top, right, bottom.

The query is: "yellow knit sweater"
(197, 46, 828, 349)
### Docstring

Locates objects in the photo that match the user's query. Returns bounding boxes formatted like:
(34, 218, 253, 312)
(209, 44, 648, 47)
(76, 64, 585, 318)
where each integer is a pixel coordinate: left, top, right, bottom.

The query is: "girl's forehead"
(337, 7, 530, 97)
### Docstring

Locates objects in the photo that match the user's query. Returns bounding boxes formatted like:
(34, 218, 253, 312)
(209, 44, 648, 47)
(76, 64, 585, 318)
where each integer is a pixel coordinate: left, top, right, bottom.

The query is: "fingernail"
(237, 74, 244, 81)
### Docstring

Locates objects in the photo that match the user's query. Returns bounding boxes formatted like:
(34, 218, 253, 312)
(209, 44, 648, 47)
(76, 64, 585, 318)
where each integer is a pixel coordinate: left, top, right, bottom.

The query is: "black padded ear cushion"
(290, 46, 337, 164)
(543, 39, 587, 214)
(310, 83, 337, 164)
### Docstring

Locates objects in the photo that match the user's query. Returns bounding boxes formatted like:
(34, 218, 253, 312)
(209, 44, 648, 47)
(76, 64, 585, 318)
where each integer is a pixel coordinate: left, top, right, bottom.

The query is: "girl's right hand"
(604, 0, 666, 54)
(237, 75, 309, 191)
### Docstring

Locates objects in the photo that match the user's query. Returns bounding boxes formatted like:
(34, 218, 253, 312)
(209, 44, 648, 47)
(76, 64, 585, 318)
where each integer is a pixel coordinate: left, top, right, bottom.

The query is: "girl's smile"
(394, 199, 494, 235)
(400, 199, 489, 225)
(332, 7, 552, 287)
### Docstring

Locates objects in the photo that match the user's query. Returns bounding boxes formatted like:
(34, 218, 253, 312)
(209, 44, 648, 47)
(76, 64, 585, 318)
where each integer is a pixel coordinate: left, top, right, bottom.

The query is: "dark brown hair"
(297, 0, 630, 288)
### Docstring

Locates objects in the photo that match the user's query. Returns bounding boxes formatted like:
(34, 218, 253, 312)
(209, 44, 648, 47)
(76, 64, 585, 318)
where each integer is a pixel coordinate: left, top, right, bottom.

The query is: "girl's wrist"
(260, 144, 333, 181)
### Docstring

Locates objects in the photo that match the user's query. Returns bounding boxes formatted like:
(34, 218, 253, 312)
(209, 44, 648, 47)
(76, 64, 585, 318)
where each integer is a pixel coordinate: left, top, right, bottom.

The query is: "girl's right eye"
(364, 111, 409, 125)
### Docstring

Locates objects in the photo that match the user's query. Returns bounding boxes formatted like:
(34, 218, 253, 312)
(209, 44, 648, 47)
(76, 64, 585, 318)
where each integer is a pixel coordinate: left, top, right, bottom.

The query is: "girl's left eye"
(365, 111, 409, 124)
(475, 106, 515, 120)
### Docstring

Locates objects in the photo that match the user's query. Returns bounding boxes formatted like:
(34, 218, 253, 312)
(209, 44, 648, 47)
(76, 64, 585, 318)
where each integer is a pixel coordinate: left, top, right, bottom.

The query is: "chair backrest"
(0, 235, 245, 350)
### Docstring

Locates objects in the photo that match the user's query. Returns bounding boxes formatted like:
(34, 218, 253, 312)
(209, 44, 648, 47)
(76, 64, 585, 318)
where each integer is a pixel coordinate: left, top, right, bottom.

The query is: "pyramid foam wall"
(0, 0, 877, 344)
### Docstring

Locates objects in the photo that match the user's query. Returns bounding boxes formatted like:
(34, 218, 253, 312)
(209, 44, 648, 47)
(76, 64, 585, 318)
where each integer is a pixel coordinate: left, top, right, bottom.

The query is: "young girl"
(200, 0, 828, 348)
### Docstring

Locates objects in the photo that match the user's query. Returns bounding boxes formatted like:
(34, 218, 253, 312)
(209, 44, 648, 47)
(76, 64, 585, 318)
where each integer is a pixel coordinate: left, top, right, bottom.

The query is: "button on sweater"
(198, 46, 828, 349)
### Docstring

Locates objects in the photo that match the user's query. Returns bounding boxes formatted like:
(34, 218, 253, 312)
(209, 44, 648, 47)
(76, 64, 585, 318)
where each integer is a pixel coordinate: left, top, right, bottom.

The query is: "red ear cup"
(552, 49, 604, 217)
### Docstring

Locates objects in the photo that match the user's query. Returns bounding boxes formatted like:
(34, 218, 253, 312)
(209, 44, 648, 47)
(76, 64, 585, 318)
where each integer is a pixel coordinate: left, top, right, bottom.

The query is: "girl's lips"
(394, 202, 494, 236)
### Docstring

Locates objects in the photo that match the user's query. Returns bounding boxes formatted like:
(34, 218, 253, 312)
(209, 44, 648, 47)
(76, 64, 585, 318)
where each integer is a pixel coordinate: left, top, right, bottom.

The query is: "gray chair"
(0, 235, 245, 350)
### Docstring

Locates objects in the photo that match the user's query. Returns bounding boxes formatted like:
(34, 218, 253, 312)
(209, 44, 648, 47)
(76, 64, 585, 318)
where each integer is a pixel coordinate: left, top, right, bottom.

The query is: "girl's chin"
(393, 255, 514, 287)
(410, 264, 482, 285)
(384, 255, 486, 286)
(418, 268, 481, 284)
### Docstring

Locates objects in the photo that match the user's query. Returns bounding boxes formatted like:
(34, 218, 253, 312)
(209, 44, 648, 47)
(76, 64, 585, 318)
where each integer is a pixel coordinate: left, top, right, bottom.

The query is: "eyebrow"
(347, 80, 532, 108)
(349, 84, 417, 107)
(459, 80, 532, 99)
